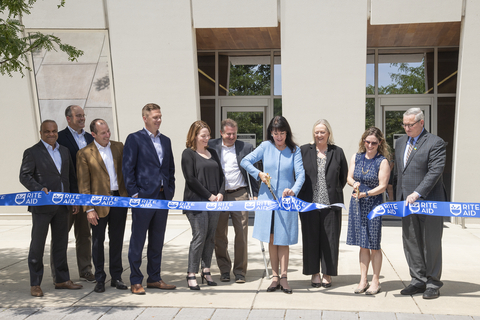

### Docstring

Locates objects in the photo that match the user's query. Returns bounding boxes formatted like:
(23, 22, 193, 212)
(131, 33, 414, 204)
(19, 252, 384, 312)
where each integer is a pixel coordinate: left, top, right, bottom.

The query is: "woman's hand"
(216, 193, 224, 202)
(209, 194, 217, 201)
(258, 172, 268, 184)
(352, 181, 360, 190)
(282, 188, 295, 197)
(352, 192, 367, 199)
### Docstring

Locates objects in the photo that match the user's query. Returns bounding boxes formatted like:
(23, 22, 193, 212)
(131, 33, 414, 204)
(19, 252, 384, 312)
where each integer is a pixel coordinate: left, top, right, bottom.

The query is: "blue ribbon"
(0, 192, 346, 212)
(368, 201, 480, 219)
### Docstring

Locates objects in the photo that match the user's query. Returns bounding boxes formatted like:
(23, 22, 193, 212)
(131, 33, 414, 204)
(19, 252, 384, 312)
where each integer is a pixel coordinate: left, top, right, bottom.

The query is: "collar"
(409, 128, 425, 144)
(94, 140, 111, 150)
(144, 127, 160, 138)
(221, 140, 235, 149)
(41, 139, 59, 151)
(68, 125, 85, 136)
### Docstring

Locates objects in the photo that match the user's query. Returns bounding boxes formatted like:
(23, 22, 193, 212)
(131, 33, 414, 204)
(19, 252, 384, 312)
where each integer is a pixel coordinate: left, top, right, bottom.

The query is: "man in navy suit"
(56, 105, 95, 282)
(395, 108, 447, 300)
(20, 120, 83, 297)
(209, 119, 258, 283)
(123, 103, 176, 294)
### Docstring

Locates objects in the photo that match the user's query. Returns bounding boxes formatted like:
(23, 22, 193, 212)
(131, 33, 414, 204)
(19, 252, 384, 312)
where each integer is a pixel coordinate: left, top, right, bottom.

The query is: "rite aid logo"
(450, 204, 462, 216)
(244, 201, 255, 211)
(282, 198, 291, 211)
(52, 193, 64, 204)
(15, 194, 26, 205)
(206, 203, 217, 210)
(372, 205, 386, 216)
(409, 202, 421, 213)
(167, 201, 179, 209)
(129, 199, 141, 207)
(91, 196, 102, 206)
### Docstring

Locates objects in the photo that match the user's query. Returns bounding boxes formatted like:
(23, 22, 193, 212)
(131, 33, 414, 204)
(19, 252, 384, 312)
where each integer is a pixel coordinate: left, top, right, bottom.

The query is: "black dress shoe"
(111, 279, 128, 290)
(400, 284, 426, 295)
(220, 272, 230, 282)
(423, 288, 440, 299)
(94, 282, 105, 293)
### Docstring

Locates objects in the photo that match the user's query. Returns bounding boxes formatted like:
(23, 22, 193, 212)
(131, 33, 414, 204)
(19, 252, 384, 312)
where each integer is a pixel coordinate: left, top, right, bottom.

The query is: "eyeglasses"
(364, 140, 379, 146)
(401, 119, 420, 128)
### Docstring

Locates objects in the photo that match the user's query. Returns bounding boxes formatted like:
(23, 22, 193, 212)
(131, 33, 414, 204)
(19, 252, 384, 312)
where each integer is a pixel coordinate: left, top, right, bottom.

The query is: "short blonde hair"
(142, 103, 161, 117)
(186, 120, 211, 151)
(311, 119, 335, 145)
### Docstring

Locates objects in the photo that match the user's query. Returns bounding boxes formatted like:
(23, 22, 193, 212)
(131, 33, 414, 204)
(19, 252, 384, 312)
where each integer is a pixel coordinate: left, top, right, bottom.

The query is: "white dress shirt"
(94, 140, 119, 191)
(68, 126, 88, 149)
(221, 142, 247, 191)
(41, 139, 63, 191)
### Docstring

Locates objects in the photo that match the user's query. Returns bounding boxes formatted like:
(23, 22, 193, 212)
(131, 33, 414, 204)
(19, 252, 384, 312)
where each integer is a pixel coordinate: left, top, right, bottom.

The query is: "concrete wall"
(370, 0, 463, 24)
(192, 0, 278, 28)
(451, 0, 480, 202)
(106, 0, 199, 201)
(280, 0, 368, 205)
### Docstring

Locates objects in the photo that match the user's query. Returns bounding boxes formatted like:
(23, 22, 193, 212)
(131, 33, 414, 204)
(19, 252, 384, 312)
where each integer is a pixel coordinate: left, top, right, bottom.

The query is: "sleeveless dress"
(346, 153, 385, 250)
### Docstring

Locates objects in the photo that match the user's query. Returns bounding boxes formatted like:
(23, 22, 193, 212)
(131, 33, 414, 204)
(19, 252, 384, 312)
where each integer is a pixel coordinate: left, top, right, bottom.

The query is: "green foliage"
(0, 0, 83, 77)
(228, 64, 271, 96)
(228, 111, 264, 147)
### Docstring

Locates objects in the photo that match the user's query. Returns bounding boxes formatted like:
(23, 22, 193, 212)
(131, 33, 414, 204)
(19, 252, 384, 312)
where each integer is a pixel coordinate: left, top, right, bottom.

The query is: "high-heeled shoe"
(266, 275, 281, 292)
(280, 276, 292, 294)
(201, 271, 217, 286)
(186, 275, 200, 290)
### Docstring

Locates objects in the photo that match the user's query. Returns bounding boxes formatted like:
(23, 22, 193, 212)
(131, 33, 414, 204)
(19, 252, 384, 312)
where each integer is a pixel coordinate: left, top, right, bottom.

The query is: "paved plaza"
(0, 213, 479, 319)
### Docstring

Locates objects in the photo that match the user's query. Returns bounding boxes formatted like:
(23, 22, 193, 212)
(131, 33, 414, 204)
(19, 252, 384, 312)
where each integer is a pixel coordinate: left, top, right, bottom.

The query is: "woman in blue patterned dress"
(346, 127, 390, 295)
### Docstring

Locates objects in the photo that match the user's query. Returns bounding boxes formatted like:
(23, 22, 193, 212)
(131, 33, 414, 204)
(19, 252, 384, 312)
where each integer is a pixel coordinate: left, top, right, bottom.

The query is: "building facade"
(1, 0, 478, 217)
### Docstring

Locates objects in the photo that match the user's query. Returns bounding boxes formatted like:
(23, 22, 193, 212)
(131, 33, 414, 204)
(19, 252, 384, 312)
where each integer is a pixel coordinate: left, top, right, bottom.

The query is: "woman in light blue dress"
(241, 116, 305, 294)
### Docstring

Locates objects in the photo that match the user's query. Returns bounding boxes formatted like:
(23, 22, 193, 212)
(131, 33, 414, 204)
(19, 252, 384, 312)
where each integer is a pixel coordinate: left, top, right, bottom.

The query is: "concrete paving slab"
(247, 309, 286, 319)
(396, 313, 436, 320)
(174, 307, 215, 319)
(99, 307, 145, 319)
(322, 311, 358, 320)
(0, 308, 39, 320)
(62, 307, 111, 320)
(358, 311, 396, 319)
(433, 316, 473, 320)
(211, 308, 250, 320)
(284, 309, 322, 319)
(136, 307, 180, 320)
(22, 307, 75, 319)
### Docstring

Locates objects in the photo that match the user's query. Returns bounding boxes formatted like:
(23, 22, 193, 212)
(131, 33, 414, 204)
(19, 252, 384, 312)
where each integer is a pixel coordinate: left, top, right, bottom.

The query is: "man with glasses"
(56, 105, 95, 283)
(395, 107, 447, 300)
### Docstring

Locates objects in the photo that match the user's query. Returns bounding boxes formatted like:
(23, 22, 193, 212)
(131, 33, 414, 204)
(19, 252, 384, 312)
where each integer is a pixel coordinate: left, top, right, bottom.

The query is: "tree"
(228, 64, 271, 96)
(0, 0, 83, 77)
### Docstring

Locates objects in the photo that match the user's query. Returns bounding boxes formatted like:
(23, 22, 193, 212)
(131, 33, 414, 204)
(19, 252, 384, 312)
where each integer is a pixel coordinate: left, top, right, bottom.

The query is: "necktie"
(405, 137, 414, 164)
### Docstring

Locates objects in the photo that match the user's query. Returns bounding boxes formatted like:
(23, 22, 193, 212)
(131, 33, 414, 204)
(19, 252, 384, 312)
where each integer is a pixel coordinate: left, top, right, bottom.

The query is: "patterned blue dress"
(346, 153, 385, 250)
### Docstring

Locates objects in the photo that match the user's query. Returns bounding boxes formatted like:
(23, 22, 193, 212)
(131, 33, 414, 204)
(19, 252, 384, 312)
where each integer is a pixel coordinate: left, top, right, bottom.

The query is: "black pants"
(29, 206, 70, 286)
(91, 206, 128, 283)
(300, 208, 342, 276)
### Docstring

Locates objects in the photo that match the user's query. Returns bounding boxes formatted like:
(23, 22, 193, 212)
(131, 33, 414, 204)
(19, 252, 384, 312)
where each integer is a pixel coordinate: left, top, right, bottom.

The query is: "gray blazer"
(19, 141, 78, 213)
(395, 129, 447, 201)
(209, 138, 259, 197)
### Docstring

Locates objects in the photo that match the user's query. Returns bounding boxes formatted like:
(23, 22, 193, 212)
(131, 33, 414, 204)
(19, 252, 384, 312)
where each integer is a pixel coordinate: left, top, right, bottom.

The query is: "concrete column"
(107, 0, 200, 201)
(451, 0, 480, 203)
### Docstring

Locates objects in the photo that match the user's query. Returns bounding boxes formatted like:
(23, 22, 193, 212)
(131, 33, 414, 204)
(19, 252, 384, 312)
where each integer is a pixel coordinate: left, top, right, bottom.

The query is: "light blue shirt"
(68, 126, 87, 149)
(144, 127, 163, 166)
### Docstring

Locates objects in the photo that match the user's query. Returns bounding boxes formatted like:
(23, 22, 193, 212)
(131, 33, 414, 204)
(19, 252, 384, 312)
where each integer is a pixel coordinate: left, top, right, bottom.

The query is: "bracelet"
(366, 191, 369, 198)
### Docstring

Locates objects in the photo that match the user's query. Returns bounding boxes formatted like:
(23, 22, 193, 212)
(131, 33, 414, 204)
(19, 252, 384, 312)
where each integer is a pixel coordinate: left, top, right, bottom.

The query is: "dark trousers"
(186, 211, 220, 273)
(402, 214, 443, 289)
(128, 192, 168, 285)
(300, 208, 342, 276)
(29, 206, 70, 286)
(91, 206, 128, 283)
(215, 188, 249, 276)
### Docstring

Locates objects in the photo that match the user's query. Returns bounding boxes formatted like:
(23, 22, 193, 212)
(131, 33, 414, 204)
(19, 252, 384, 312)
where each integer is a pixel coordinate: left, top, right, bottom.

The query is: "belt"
(110, 190, 120, 196)
(226, 186, 247, 193)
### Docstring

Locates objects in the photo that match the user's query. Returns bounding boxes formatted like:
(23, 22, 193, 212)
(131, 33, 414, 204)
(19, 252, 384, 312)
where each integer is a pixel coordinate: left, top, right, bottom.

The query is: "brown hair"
(186, 120, 211, 150)
(142, 103, 161, 117)
(220, 118, 238, 132)
(358, 126, 390, 160)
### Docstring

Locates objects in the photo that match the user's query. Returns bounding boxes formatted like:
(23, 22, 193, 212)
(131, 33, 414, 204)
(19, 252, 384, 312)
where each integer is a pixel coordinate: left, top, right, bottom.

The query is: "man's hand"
(405, 192, 420, 205)
(72, 205, 79, 215)
(41, 187, 49, 194)
(87, 210, 100, 226)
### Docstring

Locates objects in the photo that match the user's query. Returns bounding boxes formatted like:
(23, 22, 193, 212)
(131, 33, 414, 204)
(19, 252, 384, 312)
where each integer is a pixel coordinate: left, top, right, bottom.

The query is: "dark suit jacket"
(395, 130, 447, 201)
(19, 141, 77, 213)
(122, 129, 175, 200)
(297, 143, 348, 205)
(76, 140, 128, 217)
(57, 126, 94, 172)
(209, 138, 259, 197)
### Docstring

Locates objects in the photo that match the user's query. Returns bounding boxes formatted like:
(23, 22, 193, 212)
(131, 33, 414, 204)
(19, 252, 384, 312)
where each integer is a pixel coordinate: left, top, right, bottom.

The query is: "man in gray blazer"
(209, 119, 258, 283)
(395, 108, 447, 300)
(20, 120, 83, 297)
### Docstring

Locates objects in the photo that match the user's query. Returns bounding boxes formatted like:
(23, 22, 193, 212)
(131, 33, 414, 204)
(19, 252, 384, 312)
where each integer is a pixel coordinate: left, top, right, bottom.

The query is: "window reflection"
(377, 53, 428, 94)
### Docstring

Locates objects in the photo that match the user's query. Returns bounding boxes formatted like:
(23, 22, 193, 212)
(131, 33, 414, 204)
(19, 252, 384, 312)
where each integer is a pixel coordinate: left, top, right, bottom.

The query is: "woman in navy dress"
(346, 127, 390, 295)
